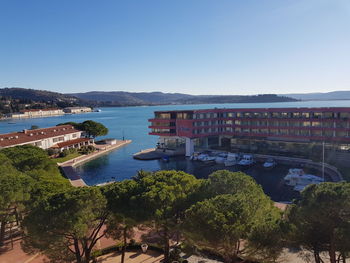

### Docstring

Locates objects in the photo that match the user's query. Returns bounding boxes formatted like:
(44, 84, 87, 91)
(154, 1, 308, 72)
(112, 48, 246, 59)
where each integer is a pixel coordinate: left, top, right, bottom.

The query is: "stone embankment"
(58, 140, 132, 187)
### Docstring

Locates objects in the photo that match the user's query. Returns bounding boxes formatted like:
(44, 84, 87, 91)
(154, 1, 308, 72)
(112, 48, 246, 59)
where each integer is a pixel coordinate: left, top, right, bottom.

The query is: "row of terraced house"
(0, 125, 93, 152)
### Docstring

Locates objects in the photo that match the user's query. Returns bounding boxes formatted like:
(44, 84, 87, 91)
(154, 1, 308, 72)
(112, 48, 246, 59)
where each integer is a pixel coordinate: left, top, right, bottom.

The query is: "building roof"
(51, 138, 91, 148)
(21, 108, 62, 113)
(154, 107, 350, 114)
(0, 125, 81, 148)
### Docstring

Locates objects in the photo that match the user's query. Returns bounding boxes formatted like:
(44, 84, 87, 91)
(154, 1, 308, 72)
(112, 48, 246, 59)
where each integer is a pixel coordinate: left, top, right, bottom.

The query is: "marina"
(1, 101, 349, 201)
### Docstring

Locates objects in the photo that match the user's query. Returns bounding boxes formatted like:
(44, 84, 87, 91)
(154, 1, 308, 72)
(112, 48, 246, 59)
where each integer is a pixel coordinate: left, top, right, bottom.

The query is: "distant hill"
(280, 91, 350, 101)
(70, 91, 297, 106)
(0, 88, 87, 115)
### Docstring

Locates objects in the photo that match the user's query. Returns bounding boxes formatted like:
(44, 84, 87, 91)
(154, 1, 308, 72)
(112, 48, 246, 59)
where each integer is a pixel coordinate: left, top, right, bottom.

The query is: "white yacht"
(238, 154, 255, 166)
(284, 168, 324, 192)
(263, 158, 276, 169)
(224, 153, 240, 166)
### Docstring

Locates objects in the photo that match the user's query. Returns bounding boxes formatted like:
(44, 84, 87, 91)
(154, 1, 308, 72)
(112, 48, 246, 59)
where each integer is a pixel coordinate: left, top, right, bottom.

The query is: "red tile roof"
(52, 138, 92, 148)
(0, 125, 81, 148)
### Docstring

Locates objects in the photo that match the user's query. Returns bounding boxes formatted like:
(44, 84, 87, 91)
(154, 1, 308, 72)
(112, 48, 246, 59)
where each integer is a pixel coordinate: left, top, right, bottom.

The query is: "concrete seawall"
(58, 140, 132, 187)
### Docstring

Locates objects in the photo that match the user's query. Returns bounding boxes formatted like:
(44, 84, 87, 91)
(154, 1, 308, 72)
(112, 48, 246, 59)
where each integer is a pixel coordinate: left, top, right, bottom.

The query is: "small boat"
(263, 158, 276, 169)
(8, 122, 16, 124)
(215, 157, 225, 164)
(197, 153, 209, 162)
(202, 156, 216, 163)
(284, 168, 324, 192)
(94, 108, 102, 112)
(162, 155, 170, 162)
(224, 153, 240, 166)
(238, 154, 255, 166)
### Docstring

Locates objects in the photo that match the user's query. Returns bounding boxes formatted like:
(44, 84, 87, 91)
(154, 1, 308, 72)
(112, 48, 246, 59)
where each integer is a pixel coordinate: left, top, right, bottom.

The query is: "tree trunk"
(121, 227, 127, 263)
(0, 220, 6, 246)
(314, 250, 321, 263)
(74, 238, 82, 263)
(329, 238, 337, 263)
(163, 231, 170, 263)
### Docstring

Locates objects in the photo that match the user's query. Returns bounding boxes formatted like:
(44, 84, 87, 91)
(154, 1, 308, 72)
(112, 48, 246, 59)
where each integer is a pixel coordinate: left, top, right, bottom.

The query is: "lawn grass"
(54, 152, 82, 163)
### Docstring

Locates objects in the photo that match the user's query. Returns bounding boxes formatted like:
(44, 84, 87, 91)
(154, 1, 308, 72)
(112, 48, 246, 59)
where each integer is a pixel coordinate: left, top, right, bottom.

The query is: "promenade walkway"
(58, 139, 132, 187)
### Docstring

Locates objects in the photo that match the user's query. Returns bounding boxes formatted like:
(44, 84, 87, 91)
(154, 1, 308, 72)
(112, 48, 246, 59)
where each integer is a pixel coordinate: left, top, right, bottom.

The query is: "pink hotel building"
(149, 107, 350, 157)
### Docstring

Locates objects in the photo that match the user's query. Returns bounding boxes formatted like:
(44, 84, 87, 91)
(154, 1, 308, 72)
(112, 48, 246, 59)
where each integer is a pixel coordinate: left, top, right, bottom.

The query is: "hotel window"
(242, 121, 250, 126)
(322, 122, 333, 128)
(281, 112, 288, 118)
(260, 128, 268, 134)
(336, 131, 347, 137)
(72, 133, 78, 138)
(336, 122, 348, 128)
(204, 121, 209, 126)
(323, 112, 333, 119)
(225, 127, 232, 132)
(270, 121, 278, 127)
(212, 113, 218, 118)
(311, 122, 321, 127)
(272, 112, 280, 118)
(340, 113, 350, 119)
(59, 137, 64, 141)
(279, 121, 288, 127)
(199, 113, 205, 119)
(227, 112, 234, 117)
(290, 121, 300, 127)
(234, 120, 241, 125)
(53, 138, 59, 143)
(237, 112, 242, 118)
(270, 129, 278, 135)
(292, 112, 301, 118)
(252, 112, 261, 118)
(313, 112, 322, 119)
(302, 121, 311, 127)
(324, 130, 333, 137)
(35, 142, 42, 146)
(289, 129, 300, 136)
(300, 130, 310, 136)
(206, 113, 211, 118)
(301, 112, 310, 118)
(259, 121, 268, 126)
(156, 113, 171, 119)
(242, 128, 250, 133)
(235, 128, 242, 133)
(262, 112, 269, 118)
(243, 112, 251, 118)
(225, 120, 233, 125)
(311, 130, 322, 137)
(251, 128, 259, 133)
(279, 129, 288, 135)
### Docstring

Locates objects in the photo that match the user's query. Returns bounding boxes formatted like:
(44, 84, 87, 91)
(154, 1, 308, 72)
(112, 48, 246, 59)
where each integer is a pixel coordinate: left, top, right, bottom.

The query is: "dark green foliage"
(184, 170, 284, 263)
(81, 120, 108, 138)
(287, 183, 350, 263)
(23, 187, 108, 263)
(57, 120, 108, 138)
(0, 153, 33, 245)
(59, 149, 69, 158)
(0, 145, 71, 207)
(79, 145, 95, 154)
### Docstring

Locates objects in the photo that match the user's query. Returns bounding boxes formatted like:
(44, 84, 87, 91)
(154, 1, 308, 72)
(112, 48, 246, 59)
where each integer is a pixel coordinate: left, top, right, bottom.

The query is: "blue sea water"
(1, 100, 349, 201)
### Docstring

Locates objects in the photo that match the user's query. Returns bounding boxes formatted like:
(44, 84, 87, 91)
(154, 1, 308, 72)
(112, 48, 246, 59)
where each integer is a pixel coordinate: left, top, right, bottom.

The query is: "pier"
(58, 139, 132, 187)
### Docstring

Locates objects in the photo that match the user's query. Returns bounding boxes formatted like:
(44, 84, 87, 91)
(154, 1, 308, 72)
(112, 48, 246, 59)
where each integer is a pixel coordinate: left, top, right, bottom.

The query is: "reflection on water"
(0, 101, 345, 201)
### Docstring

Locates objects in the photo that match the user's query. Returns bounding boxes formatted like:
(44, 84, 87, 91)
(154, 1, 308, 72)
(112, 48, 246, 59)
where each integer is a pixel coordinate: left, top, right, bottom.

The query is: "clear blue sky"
(0, 0, 349, 95)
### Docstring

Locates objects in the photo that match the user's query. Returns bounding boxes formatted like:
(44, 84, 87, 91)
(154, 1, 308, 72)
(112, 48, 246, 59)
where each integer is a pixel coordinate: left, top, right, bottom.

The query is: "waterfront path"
(58, 140, 132, 187)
